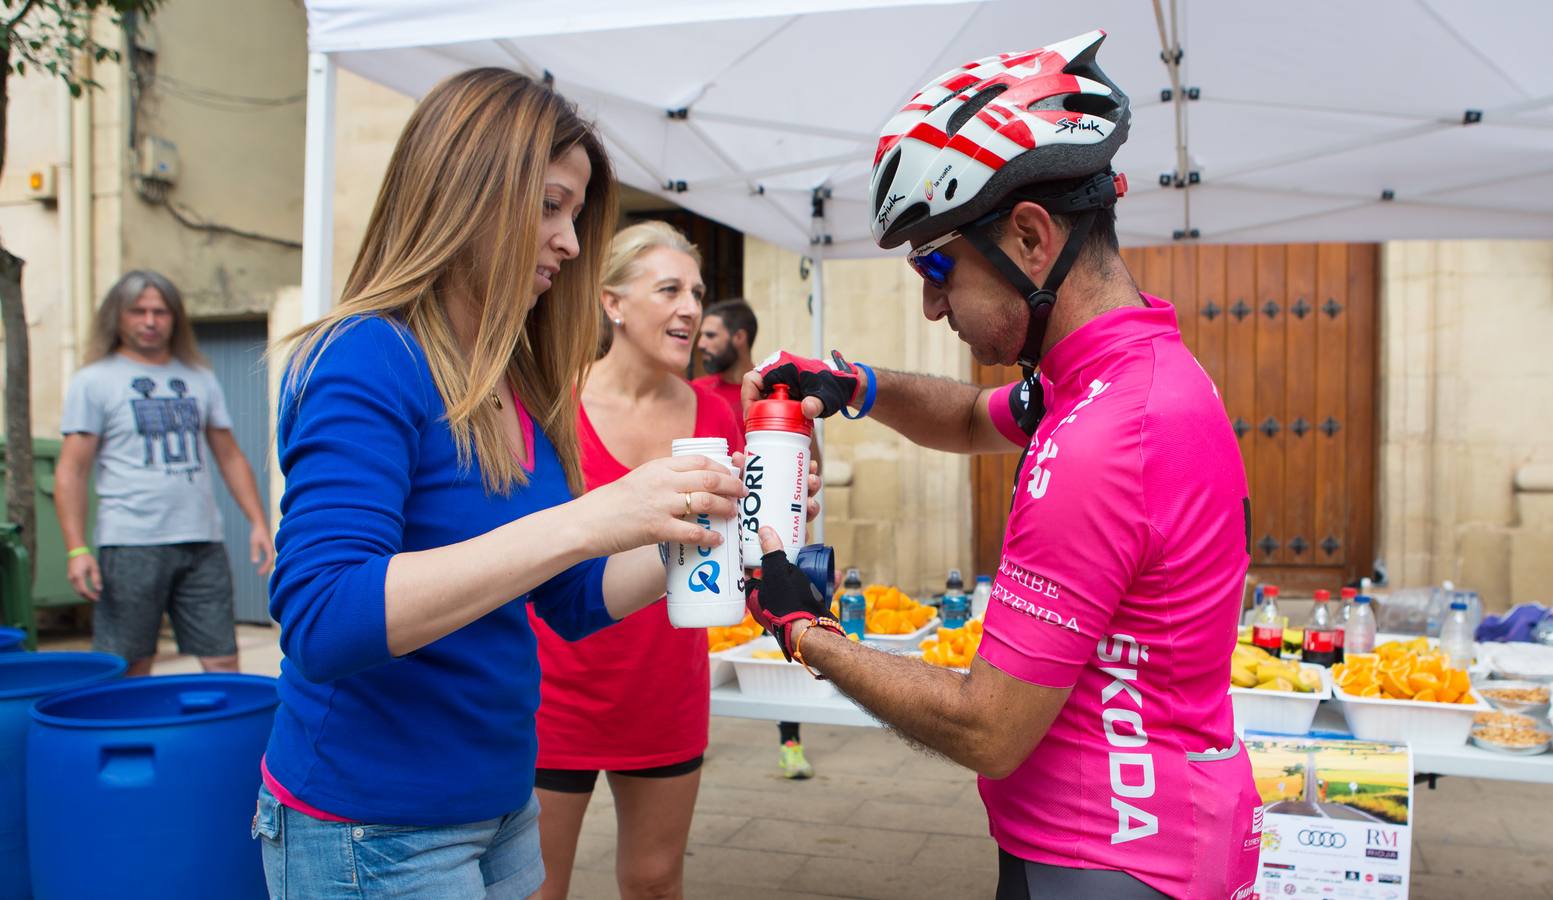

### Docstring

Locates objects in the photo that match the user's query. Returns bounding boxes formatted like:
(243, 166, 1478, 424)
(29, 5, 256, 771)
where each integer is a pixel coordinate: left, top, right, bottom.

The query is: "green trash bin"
(0, 437, 95, 618)
(0, 523, 33, 650)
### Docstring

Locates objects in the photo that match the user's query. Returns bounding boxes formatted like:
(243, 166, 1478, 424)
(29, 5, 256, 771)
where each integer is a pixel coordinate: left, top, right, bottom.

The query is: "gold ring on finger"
(683, 492, 694, 518)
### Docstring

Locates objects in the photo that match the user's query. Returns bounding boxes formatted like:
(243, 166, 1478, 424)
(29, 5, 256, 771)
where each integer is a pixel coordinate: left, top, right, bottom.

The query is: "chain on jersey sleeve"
(977, 378, 1155, 689)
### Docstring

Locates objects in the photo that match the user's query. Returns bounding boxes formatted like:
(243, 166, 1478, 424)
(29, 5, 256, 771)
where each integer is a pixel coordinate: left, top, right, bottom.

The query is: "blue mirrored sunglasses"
(907, 248, 956, 288)
(906, 225, 965, 288)
(905, 207, 1009, 289)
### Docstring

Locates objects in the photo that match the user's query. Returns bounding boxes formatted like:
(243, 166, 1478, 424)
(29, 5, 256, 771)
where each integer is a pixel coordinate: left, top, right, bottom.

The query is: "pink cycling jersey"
(980, 295, 1260, 900)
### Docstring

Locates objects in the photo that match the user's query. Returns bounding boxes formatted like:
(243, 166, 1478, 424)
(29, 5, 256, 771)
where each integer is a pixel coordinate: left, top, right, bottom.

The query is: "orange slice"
(1381, 669, 1415, 698)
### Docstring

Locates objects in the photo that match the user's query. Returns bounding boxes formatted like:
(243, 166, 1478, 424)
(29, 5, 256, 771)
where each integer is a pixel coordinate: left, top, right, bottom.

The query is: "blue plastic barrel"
(0, 652, 126, 900)
(0, 626, 25, 652)
(27, 673, 278, 900)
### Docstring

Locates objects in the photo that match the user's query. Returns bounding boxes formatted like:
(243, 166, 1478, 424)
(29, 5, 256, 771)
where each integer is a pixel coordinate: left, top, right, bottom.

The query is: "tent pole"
(810, 254, 825, 545)
(301, 51, 337, 324)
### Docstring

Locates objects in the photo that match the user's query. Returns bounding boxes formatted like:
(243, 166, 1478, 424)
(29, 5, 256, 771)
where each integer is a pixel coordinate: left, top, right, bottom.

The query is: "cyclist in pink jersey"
(741, 31, 1259, 899)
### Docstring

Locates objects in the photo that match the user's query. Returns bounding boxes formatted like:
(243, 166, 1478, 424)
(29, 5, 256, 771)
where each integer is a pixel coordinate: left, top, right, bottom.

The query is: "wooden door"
(971, 243, 1378, 592)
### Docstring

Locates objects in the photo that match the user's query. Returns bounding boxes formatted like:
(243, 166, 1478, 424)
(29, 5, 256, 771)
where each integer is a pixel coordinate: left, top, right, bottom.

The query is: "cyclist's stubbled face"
(917, 234, 1028, 367)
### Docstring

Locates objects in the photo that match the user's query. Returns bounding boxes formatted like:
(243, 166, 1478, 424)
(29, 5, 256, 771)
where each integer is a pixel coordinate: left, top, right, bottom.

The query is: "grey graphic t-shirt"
(61, 354, 234, 547)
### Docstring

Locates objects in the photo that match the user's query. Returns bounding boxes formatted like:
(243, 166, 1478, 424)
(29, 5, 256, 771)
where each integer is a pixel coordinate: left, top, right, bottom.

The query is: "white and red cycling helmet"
(869, 30, 1130, 367)
(870, 29, 1130, 249)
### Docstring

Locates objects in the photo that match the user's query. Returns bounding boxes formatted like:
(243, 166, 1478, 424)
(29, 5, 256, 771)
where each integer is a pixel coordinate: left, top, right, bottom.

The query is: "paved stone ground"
(40, 622, 1553, 899)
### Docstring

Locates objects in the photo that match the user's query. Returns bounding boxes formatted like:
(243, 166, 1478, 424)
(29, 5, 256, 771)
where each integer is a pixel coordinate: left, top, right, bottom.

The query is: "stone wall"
(1378, 241, 1553, 610)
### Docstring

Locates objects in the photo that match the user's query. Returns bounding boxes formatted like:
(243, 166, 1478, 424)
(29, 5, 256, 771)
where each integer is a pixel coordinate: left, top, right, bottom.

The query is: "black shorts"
(94, 542, 236, 661)
(996, 849, 1169, 899)
(533, 755, 704, 794)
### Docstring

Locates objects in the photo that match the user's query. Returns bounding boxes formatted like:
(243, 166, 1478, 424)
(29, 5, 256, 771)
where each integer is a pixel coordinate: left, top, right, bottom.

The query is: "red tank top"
(529, 381, 743, 769)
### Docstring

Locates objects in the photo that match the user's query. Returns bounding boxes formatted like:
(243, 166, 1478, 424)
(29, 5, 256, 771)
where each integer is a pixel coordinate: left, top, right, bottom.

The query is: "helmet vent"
(889, 202, 931, 236)
(873, 150, 902, 219)
(945, 84, 1007, 137)
(1063, 92, 1120, 120)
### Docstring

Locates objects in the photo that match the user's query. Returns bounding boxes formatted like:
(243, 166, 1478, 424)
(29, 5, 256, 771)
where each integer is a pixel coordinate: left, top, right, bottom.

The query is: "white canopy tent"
(301, 1, 1553, 535)
(302, 0, 1553, 302)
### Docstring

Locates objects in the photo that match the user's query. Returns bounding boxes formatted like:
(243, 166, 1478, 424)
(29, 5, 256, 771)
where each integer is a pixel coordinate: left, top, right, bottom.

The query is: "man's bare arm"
(789, 622, 1068, 778)
(742, 364, 1022, 455)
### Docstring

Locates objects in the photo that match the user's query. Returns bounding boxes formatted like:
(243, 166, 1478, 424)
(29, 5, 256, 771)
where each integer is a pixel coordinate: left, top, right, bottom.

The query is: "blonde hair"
(87, 269, 208, 367)
(602, 221, 703, 293)
(596, 221, 703, 356)
(278, 68, 617, 496)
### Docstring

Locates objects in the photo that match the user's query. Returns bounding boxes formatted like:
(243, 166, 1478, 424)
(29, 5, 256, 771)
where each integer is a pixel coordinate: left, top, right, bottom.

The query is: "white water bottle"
(1439, 594, 1475, 670)
(1344, 595, 1376, 656)
(740, 384, 811, 564)
(665, 438, 745, 628)
(971, 575, 993, 620)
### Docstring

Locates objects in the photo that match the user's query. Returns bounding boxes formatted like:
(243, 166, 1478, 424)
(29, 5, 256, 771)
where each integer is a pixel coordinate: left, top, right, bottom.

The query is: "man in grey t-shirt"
(57, 270, 273, 676)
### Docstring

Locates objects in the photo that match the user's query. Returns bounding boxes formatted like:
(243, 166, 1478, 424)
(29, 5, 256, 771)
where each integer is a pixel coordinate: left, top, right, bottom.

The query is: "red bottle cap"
(745, 383, 813, 438)
(1340, 587, 1357, 599)
(1264, 585, 1279, 598)
(1314, 589, 1330, 601)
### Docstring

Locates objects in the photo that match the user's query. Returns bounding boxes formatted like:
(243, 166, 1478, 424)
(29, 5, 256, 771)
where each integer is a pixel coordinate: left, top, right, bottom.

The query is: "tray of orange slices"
(1330, 638, 1489, 746)
(917, 620, 983, 672)
(707, 612, 765, 687)
(829, 584, 939, 644)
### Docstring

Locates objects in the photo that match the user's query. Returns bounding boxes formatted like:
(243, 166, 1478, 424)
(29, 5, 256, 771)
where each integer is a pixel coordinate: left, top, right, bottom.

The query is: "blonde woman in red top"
(529, 221, 743, 899)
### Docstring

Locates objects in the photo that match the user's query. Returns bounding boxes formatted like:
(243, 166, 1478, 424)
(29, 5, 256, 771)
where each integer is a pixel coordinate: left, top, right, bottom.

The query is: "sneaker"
(779, 740, 814, 779)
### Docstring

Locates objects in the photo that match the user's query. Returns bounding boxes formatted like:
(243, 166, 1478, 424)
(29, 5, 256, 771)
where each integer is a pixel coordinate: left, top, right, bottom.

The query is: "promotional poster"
(1246, 737, 1414, 900)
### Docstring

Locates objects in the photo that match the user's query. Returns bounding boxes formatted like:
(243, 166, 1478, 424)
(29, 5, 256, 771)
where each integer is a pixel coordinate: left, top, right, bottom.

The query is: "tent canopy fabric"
(304, 0, 1553, 259)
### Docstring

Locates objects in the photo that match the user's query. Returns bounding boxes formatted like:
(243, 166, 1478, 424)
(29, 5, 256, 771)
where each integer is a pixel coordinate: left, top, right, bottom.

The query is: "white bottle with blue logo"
(970, 575, 993, 620)
(665, 438, 744, 628)
(941, 569, 969, 630)
(839, 568, 867, 639)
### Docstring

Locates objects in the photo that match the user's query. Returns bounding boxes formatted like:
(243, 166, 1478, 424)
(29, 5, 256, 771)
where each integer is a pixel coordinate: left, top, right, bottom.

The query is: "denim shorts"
(252, 785, 544, 899)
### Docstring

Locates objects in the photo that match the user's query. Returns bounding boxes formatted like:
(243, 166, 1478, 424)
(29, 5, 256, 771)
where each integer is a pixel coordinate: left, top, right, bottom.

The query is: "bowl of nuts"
(1475, 680, 1550, 720)
(1470, 710, 1551, 755)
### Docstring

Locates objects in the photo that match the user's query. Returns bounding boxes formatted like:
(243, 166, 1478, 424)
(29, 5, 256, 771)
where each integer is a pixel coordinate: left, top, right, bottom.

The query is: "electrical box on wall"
(137, 136, 180, 186)
(24, 165, 58, 202)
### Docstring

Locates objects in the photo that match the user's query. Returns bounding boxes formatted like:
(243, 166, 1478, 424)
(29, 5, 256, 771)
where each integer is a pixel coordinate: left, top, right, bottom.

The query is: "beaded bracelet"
(793, 616, 843, 679)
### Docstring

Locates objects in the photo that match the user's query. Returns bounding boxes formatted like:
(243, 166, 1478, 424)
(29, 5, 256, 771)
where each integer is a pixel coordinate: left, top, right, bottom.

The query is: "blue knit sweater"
(264, 316, 614, 825)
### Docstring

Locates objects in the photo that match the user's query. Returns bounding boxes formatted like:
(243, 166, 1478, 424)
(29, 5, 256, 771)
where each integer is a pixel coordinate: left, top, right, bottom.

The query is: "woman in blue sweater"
(253, 68, 743, 899)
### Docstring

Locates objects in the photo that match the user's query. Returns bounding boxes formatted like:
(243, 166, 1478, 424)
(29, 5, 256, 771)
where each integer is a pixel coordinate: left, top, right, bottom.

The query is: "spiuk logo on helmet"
(868, 30, 1132, 249)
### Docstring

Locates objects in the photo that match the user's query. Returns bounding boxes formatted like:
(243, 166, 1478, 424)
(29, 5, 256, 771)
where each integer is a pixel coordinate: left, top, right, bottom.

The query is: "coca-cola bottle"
(1252, 585, 1284, 656)
(1302, 589, 1340, 667)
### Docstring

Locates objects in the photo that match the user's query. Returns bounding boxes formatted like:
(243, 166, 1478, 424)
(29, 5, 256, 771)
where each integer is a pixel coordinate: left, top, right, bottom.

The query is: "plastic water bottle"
(839, 568, 867, 640)
(1440, 594, 1475, 669)
(740, 384, 812, 564)
(1335, 586, 1357, 663)
(1252, 585, 1284, 656)
(970, 575, 993, 620)
(664, 438, 744, 627)
(941, 569, 968, 629)
(1345, 595, 1376, 656)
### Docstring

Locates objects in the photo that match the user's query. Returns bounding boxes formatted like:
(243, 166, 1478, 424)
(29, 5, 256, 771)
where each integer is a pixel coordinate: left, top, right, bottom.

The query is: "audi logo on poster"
(1298, 829, 1347, 848)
